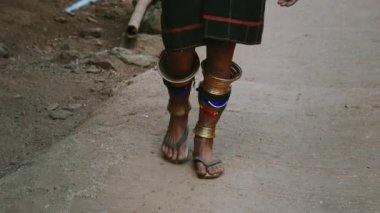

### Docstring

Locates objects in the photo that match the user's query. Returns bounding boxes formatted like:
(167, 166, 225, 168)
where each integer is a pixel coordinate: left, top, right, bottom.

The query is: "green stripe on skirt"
(161, 0, 266, 50)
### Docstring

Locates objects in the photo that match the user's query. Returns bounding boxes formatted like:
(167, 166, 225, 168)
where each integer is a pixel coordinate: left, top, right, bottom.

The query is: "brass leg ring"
(193, 123, 216, 139)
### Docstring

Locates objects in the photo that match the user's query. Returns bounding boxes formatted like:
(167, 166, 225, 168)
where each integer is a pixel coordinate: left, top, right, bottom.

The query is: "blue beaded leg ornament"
(159, 50, 200, 164)
(158, 50, 200, 116)
(194, 60, 242, 139)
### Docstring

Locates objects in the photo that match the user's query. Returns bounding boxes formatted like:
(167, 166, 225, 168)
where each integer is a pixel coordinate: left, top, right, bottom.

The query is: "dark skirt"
(161, 0, 266, 50)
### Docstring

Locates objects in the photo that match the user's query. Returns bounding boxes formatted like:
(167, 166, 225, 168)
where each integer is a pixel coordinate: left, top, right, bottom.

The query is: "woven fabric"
(161, 0, 266, 50)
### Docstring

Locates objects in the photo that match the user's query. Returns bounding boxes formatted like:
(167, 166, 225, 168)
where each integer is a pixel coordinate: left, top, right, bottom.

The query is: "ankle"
(194, 137, 213, 151)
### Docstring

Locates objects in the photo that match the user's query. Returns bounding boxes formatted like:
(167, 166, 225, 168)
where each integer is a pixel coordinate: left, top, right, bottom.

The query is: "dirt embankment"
(0, 0, 158, 178)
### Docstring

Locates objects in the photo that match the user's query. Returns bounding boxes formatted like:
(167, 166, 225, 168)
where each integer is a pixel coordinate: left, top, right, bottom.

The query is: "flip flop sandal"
(162, 127, 189, 164)
(193, 156, 223, 179)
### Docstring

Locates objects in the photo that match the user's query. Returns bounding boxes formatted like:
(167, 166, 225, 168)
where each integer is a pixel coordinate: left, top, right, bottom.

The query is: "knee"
(165, 49, 196, 75)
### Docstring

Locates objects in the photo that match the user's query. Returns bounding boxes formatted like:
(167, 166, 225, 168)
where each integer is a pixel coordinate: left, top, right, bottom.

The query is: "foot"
(161, 114, 189, 162)
(193, 137, 224, 178)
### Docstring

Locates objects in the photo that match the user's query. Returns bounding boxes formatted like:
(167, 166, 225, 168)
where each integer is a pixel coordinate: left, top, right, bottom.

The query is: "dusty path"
(1, 0, 379, 212)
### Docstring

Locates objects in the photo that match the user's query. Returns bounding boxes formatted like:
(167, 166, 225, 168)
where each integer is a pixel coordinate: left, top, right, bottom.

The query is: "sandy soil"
(0, 0, 144, 178)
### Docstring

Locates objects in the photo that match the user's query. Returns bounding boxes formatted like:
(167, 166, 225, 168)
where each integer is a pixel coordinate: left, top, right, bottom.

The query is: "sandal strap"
(163, 127, 189, 149)
(194, 156, 222, 168)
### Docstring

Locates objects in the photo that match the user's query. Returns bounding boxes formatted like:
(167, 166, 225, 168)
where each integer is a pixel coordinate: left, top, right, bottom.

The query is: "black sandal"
(193, 156, 223, 179)
(162, 127, 189, 164)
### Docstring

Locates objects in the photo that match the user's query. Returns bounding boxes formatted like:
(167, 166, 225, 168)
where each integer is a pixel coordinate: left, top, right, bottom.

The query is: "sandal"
(193, 156, 223, 179)
(162, 127, 189, 164)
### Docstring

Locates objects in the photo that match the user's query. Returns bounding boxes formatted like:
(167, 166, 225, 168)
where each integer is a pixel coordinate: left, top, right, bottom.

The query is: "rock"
(46, 103, 59, 111)
(140, 2, 162, 34)
(86, 65, 102, 74)
(54, 16, 68, 23)
(110, 47, 157, 68)
(100, 88, 114, 97)
(95, 39, 103, 47)
(90, 84, 103, 93)
(125, 54, 157, 68)
(58, 50, 82, 62)
(94, 78, 106, 83)
(79, 27, 103, 38)
(0, 43, 10, 58)
(128, 34, 163, 56)
(13, 94, 22, 99)
(86, 57, 115, 70)
(62, 103, 83, 111)
(60, 43, 70, 51)
(64, 64, 74, 70)
(48, 110, 73, 120)
(86, 17, 97, 23)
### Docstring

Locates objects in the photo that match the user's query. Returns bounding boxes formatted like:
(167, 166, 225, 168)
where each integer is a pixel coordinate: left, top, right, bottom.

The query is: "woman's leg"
(194, 41, 237, 176)
(161, 48, 197, 162)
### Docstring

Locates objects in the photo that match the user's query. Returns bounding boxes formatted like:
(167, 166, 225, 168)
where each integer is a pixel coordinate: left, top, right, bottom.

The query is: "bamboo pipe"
(126, 0, 153, 38)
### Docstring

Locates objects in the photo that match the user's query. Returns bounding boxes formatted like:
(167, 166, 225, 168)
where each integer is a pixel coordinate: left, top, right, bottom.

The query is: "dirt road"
(0, 0, 379, 212)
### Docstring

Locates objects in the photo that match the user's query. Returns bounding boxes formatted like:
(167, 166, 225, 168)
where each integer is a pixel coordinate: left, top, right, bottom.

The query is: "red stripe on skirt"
(203, 15, 263, 27)
(162, 23, 203, 34)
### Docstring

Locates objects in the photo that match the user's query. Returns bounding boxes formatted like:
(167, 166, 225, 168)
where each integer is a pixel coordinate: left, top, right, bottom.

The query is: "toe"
(177, 151, 183, 161)
(163, 145, 169, 157)
(161, 144, 166, 154)
(208, 164, 223, 175)
(196, 162, 207, 177)
(167, 148, 173, 158)
(171, 149, 178, 161)
(217, 164, 224, 173)
(209, 166, 217, 175)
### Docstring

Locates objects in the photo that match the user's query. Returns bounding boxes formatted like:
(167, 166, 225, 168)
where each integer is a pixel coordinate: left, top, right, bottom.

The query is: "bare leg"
(194, 41, 236, 176)
(161, 48, 196, 161)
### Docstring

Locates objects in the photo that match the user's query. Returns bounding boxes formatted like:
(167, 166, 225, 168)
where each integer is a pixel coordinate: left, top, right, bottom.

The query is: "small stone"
(64, 64, 74, 70)
(63, 103, 83, 111)
(58, 50, 82, 62)
(90, 84, 103, 92)
(344, 105, 350, 109)
(13, 94, 23, 99)
(79, 27, 103, 38)
(110, 47, 156, 68)
(60, 43, 70, 51)
(86, 17, 98, 23)
(94, 78, 106, 83)
(125, 54, 156, 67)
(54, 16, 68, 23)
(100, 88, 114, 97)
(72, 96, 85, 100)
(47, 103, 60, 111)
(140, 2, 161, 34)
(48, 110, 73, 120)
(0, 43, 10, 58)
(86, 57, 115, 70)
(95, 39, 103, 46)
(86, 65, 102, 74)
